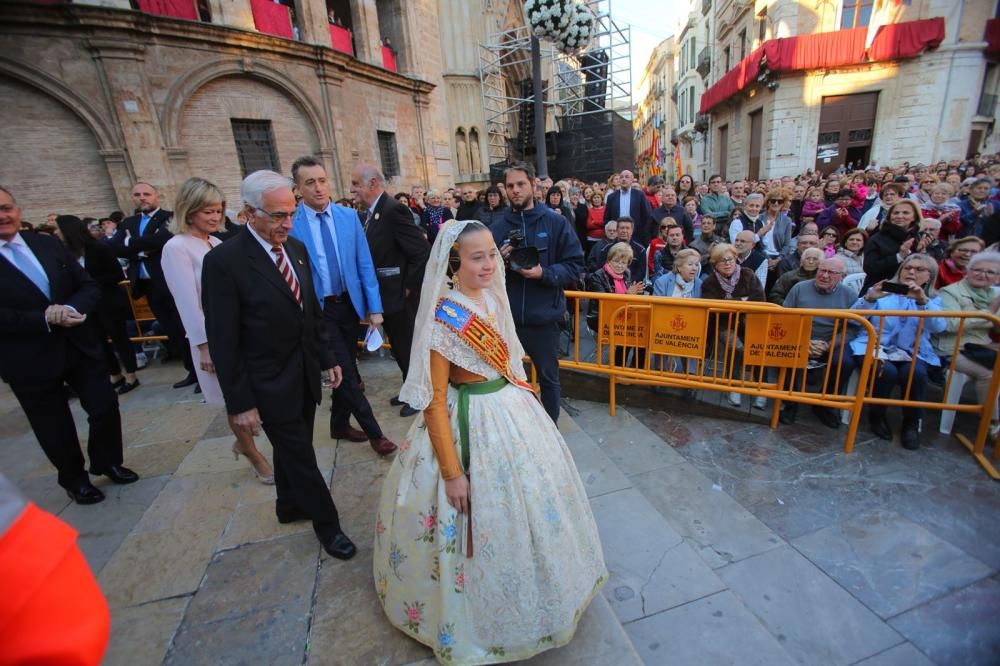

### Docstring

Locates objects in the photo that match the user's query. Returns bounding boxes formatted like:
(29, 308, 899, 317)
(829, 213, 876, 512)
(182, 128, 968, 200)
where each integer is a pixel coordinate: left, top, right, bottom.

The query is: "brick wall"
(0, 77, 120, 224)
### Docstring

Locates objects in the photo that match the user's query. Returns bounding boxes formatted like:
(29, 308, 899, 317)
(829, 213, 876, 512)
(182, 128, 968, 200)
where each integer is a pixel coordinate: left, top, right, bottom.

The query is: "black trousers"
(97, 306, 137, 375)
(10, 345, 123, 489)
(141, 279, 193, 373)
(382, 298, 418, 381)
(265, 393, 342, 541)
(322, 298, 382, 438)
(516, 321, 562, 422)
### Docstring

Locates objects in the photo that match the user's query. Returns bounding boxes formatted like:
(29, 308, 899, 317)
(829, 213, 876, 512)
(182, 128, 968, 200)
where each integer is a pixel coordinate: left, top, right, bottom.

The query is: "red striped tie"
(272, 245, 302, 306)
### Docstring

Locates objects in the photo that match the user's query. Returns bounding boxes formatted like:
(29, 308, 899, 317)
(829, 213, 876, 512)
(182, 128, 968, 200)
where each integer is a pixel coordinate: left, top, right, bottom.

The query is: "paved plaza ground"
(2, 353, 999, 665)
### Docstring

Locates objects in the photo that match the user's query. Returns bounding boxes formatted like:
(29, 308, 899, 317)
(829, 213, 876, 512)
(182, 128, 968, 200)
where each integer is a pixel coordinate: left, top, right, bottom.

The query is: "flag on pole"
(674, 142, 682, 180)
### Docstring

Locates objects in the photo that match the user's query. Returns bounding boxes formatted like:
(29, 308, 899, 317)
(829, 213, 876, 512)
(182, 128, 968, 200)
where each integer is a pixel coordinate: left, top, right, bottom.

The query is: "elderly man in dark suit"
(0, 186, 137, 504)
(351, 164, 430, 417)
(202, 170, 355, 560)
(603, 169, 655, 245)
(109, 182, 196, 389)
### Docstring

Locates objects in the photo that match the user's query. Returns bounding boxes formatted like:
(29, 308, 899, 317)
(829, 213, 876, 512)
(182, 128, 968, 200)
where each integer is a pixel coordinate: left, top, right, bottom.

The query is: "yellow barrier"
(560, 291, 1000, 479)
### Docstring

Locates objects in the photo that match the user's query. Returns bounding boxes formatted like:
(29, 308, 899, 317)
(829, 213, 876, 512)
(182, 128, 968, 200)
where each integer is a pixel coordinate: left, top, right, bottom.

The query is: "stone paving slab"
(855, 642, 937, 666)
(561, 430, 632, 499)
(624, 590, 798, 666)
(631, 460, 782, 570)
(718, 545, 902, 665)
(791, 509, 993, 619)
(104, 596, 190, 666)
(888, 576, 1000, 666)
(590, 487, 726, 623)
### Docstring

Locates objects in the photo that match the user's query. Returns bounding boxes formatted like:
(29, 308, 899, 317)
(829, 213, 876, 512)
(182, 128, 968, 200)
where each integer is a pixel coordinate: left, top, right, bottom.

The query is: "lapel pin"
(374, 213, 380, 221)
(297, 259, 304, 265)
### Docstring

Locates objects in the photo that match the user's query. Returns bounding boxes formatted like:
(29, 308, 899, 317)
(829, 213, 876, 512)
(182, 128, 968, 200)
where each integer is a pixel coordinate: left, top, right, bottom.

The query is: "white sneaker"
(728, 392, 742, 407)
(135, 352, 148, 369)
(752, 396, 767, 410)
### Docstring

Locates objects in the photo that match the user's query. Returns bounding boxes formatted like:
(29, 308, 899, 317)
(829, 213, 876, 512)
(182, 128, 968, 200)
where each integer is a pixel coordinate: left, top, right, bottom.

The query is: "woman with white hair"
(850, 253, 946, 450)
(419, 189, 453, 243)
(934, 250, 1000, 436)
(162, 177, 274, 483)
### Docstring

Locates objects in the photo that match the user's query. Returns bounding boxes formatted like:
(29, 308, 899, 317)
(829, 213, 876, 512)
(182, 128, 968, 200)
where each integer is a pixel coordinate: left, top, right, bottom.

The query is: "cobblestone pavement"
(2, 354, 998, 665)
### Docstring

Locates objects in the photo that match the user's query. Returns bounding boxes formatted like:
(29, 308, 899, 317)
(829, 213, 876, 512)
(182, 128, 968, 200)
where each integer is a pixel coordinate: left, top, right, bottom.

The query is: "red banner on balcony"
(329, 24, 353, 55)
(988, 19, 1000, 54)
(250, 0, 293, 39)
(136, 0, 198, 21)
(700, 18, 946, 114)
(866, 17, 945, 61)
(382, 45, 398, 72)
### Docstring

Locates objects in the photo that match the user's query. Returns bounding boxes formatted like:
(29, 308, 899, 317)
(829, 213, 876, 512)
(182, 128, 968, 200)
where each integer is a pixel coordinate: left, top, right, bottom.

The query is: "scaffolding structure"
(478, 0, 632, 169)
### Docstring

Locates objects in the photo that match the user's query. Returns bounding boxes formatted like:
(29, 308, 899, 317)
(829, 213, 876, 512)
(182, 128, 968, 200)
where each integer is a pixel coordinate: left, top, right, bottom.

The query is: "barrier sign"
(744, 312, 812, 368)
(650, 304, 708, 358)
(599, 305, 650, 347)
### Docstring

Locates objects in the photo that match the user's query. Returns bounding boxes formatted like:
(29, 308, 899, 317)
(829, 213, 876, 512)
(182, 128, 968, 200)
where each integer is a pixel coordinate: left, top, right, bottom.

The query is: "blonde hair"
(674, 248, 701, 266)
(606, 242, 634, 263)
(709, 242, 738, 265)
(171, 177, 225, 235)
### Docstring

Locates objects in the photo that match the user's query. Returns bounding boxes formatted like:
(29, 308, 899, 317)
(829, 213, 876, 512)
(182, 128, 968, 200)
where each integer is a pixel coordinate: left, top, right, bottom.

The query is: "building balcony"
(702, 0, 712, 16)
(696, 47, 711, 77)
(670, 128, 679, 144)
(694, 113, 710, 133)
(671, 81, 679, 102)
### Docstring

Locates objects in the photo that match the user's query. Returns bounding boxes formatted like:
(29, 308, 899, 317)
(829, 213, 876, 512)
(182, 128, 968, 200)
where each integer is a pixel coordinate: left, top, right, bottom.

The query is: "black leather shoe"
(322, 532, 357, 560)
(173, 374, 198, 389)
(779, 404, 798, 425)
(111, 377, 126, 389)
(399, 404, 419, 417)
(90, 464, 140, 484)
(118, 379, 140, 395)
(194, 383, 202, 394)
(869, 411, 892, 441)
(276, 505, 308, 524)
(390, 395, 404, 406)
(66, 480, 105, 505)
(812, 406, 841, 429)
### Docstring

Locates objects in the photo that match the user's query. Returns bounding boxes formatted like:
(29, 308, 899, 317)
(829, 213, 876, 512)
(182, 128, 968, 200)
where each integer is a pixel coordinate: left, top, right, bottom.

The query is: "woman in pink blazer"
(162, 178, 274, 484)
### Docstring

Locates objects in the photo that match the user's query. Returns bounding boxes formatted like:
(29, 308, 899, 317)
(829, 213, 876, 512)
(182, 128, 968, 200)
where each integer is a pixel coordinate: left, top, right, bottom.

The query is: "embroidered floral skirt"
(373, 383, 607, 665)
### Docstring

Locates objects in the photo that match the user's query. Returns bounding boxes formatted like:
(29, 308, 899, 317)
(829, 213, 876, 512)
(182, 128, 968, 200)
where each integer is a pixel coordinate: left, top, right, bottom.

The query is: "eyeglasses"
(969, 268, 1000, 277)
(816, 269, 845, 276)
(768, 199, 785, 204)
(716, 256, 737, 265)
(255, 208, 294, 222)
(901, 265, 930, 273)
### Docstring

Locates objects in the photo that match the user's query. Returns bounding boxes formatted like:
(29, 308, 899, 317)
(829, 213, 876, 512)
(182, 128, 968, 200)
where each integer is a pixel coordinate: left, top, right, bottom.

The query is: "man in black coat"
(201, 171, 355, 561)
(109, 182, 196, 388)
(0, 187, 137, 505)
(351, 164, 430, 417)
(651, 186, 694, 244)
(603, 170, 655, 245)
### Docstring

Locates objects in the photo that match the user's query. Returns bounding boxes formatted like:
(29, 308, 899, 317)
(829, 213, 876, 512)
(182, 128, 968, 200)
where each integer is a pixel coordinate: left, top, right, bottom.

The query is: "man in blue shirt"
(289, 156, 396, 456)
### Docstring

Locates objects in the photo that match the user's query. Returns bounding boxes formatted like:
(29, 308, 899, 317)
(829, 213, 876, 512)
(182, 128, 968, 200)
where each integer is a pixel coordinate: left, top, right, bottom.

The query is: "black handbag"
(960, 343, 997, 370)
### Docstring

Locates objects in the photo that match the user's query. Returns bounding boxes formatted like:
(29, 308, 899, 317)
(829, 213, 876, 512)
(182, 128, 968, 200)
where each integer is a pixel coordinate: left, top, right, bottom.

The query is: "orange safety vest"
(0, 477, 109, 665)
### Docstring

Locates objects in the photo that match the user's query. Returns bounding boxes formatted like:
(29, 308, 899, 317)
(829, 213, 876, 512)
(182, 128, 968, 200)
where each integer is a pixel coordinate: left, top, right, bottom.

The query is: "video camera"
(506, 229, 539, 271)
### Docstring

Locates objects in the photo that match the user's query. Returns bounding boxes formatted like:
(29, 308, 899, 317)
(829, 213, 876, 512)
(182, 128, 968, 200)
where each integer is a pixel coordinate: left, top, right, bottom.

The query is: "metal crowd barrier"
(560, 291, 1000, 480)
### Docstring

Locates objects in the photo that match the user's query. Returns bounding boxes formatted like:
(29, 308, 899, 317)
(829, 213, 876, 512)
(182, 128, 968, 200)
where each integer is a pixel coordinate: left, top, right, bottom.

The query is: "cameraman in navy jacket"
(491, 163, 584, 422)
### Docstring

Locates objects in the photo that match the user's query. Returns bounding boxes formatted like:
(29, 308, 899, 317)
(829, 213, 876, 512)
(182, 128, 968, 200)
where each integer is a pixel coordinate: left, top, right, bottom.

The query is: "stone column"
(294, 0, 332, 46)
(206, 0, 255, 31)
(314, 63, 347, 195)
(87, 40, 175, 202)
(349, 0, 382, 67)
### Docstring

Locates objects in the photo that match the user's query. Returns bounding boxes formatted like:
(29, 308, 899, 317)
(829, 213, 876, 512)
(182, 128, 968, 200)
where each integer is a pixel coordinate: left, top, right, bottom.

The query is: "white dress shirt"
(618, 188, 632, 219)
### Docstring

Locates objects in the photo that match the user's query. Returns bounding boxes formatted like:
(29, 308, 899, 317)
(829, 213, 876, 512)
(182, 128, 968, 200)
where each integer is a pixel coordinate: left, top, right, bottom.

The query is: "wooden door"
(748, 109, 763, 180)
(815, 92, 879, 173)
(718, 124, 729, 180)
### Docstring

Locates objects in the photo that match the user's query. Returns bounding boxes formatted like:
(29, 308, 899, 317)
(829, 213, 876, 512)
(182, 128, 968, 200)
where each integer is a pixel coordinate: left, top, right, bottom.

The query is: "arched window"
(455, 127, 470, 176)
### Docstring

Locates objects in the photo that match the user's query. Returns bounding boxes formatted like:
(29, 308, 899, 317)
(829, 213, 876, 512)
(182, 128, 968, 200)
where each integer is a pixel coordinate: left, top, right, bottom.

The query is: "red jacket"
(586, 206, 607, 238)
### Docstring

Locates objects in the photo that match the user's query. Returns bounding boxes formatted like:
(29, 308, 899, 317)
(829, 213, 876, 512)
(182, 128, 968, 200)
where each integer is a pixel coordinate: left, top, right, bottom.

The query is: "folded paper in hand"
(365, 325, 383, 352)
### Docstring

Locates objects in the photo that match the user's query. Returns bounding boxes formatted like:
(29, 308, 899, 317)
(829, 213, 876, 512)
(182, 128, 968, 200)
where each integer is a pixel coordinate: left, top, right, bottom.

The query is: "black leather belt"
(325, 292, 350, 303)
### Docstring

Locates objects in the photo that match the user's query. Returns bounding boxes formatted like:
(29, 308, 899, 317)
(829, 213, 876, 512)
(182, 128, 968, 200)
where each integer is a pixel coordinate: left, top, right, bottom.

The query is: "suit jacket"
(0, 233, 102, 384)
(364, 192, 430, 314)
(603, 189, 655, 244)
(201, 231, 334, 421)
(290, 202, 382, 320)
(109, 209, 174, 297)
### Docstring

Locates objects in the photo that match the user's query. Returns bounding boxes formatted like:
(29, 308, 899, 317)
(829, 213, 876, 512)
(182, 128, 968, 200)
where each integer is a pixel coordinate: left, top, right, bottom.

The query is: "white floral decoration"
(525, 0, 594, 55)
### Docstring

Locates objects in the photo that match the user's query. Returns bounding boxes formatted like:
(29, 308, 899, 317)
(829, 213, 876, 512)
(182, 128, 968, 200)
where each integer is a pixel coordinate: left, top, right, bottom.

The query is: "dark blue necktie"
(137, 213, 150, 279)
(317, 211, 344, 296)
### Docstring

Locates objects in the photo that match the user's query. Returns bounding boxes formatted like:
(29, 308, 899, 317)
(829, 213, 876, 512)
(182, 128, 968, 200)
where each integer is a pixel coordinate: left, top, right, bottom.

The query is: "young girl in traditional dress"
(373, 220, 606, 664)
